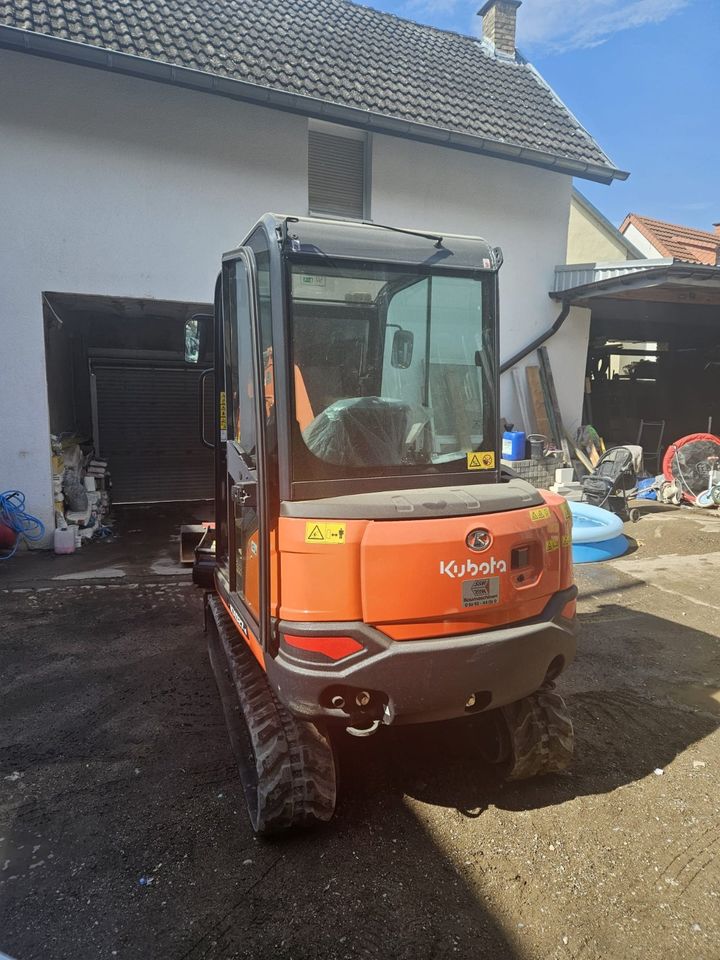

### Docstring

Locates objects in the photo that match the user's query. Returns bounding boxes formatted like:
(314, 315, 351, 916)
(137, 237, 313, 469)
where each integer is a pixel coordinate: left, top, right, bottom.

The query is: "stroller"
(580, 445, 642, 523)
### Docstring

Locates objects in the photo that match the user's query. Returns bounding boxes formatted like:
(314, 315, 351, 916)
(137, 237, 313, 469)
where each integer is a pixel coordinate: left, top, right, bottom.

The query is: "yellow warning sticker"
(562, 533, 572, 548)
(530, 506, 551, 522)
(305, 522, 347, 545)
(560, 501, 572, 522)
(467, 451, 496, 470)
(546, 537, 560, 553)
(219, 391, 227, 432)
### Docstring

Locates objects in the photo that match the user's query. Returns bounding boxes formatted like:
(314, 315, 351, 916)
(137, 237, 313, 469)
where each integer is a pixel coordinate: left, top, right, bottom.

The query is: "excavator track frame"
(207, 596, 337, 835)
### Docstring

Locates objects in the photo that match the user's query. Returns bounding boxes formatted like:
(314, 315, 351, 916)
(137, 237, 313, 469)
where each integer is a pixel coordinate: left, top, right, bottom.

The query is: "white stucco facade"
(0, 49, 591, 535)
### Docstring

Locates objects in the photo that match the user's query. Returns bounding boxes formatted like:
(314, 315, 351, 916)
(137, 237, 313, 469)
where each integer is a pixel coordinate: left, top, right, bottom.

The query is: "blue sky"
(364, 0, 719, 232)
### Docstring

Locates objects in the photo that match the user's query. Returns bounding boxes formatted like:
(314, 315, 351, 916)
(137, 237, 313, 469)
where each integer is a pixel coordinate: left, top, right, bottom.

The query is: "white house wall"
(1, 49, 589, 534)
(0, 50, 308, 535)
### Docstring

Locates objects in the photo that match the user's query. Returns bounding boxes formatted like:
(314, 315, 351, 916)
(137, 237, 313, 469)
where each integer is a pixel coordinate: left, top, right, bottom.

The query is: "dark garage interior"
(43, 292, 214, 504)
(587, 298, 719, 448)
(555, 264, 720, 466)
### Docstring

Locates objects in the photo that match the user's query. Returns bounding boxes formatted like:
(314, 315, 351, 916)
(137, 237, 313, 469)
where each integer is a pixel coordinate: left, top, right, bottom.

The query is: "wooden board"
(525, 366, 552, 438)
(538, 347, 572, 466)
(563, 426, 594, 473)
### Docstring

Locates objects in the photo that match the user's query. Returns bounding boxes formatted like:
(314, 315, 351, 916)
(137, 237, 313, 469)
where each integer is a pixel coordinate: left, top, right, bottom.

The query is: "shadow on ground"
(0, 585, 518, 960)
(1, 581, 718, 959)
(354, 603, 718, 817)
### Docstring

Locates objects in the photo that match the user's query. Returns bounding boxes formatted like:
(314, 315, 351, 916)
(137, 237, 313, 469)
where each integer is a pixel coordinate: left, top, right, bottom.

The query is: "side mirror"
(185, 317, 200, 364)
(391, 328, 414, 369)
(185, 313, 212, 364)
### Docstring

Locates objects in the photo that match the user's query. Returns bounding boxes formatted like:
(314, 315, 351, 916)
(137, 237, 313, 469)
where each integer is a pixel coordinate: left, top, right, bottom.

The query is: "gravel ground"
(1, 505, 719, 960)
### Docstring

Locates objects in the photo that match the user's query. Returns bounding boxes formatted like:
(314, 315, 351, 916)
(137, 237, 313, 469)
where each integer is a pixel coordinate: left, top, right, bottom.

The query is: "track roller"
(207, 596, 337, 835)
(478, 682, 574, 780)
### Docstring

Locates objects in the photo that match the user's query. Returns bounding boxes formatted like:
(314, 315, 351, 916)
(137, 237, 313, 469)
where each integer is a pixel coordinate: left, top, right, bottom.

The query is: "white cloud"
(403, 0, 693, 53)
(516, 0, 693, 53)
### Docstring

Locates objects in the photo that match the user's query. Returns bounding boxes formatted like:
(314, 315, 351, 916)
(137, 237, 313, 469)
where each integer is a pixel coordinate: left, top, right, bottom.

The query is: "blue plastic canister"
(502, 429, 526, 461)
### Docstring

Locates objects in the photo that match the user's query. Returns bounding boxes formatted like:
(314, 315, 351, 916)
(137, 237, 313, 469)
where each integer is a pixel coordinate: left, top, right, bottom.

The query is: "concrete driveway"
(1, 505, 719, 960)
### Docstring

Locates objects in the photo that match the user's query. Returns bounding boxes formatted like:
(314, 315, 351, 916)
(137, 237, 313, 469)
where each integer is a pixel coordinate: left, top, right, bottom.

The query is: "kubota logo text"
(440, 557, 507, 578)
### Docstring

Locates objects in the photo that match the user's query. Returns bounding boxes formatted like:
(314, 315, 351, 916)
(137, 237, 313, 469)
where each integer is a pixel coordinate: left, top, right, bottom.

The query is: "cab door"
(221, 248, 269, 645)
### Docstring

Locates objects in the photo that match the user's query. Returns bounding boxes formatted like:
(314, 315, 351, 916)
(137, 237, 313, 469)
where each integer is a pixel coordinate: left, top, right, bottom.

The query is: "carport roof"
(0, 0, 627, 183)
(552, 259, 720, 307)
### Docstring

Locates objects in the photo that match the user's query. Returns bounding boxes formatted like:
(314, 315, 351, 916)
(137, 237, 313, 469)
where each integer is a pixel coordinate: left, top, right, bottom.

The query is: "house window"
(308, 128, 369, 220)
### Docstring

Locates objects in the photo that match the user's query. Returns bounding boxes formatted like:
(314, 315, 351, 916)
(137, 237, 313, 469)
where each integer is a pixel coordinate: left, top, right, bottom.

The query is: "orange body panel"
(241, 527, 280, 618)
(278, 491, 573, 638)
(278, 519, 367, 621)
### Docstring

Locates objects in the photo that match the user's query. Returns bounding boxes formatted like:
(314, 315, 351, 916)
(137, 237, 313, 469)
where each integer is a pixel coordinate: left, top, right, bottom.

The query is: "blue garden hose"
(0, 490, 46, 560)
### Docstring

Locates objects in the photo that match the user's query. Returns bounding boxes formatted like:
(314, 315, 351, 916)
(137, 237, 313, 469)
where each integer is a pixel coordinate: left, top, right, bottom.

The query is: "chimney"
(479, 0, 522, 57)
(713, 223, 720, 237)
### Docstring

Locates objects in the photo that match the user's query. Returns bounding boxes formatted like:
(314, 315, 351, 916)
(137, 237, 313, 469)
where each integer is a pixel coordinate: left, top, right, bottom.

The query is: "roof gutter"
(0, 25, 629, 185)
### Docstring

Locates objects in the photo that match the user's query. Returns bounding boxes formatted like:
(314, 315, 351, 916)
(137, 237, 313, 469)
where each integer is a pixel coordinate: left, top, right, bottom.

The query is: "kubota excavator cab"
(193, 214, 577, 834)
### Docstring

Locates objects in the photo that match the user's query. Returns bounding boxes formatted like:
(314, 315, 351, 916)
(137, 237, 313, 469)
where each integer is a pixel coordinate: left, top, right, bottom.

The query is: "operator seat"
(303, 396, 413, 467)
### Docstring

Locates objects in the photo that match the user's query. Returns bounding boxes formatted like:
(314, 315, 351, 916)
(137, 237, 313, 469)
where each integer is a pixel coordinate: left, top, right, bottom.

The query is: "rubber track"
(501, 682, 575, 781)
(208, 597, 336, 834)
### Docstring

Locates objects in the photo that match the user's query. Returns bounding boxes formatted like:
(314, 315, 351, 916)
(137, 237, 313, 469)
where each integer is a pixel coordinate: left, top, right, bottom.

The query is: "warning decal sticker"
(304, 522, 347, 545)
(466, 451, 496, 470)
(530, 506, 551, 522)
(219, 391, 227, 441)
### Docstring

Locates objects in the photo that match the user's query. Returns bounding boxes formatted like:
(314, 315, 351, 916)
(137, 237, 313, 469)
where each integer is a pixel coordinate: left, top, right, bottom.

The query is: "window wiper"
(371, 223, 444, 249)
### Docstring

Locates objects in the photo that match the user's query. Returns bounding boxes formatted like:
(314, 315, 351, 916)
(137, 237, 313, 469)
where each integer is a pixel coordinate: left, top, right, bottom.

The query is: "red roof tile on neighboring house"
(620, 214, 719, 265)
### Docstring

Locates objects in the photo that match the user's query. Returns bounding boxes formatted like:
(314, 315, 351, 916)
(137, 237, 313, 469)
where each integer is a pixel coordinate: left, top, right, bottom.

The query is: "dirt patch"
(1, 510, 719, 960)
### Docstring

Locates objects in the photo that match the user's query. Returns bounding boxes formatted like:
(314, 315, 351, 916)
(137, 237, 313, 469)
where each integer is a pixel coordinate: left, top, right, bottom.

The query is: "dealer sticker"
(462, 577, 500, 608)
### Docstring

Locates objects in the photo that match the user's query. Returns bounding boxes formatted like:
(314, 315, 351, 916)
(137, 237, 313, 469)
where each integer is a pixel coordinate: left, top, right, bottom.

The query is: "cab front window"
(288, 260, 496, 484)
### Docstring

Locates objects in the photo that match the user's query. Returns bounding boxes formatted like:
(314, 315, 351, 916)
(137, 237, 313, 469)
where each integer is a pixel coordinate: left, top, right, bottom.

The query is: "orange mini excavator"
(192, 214, 577, 834)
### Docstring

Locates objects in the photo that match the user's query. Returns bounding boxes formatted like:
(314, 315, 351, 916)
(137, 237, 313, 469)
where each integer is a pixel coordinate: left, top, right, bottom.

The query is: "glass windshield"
(289, 259, 496, 483)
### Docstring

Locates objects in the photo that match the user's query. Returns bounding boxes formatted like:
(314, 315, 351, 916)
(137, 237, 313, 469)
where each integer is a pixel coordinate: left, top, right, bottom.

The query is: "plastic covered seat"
(302, 396, 415, 467)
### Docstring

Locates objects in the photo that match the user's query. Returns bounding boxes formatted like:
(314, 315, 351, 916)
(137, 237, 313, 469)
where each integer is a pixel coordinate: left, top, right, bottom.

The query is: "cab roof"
(257, 214, 500, 272)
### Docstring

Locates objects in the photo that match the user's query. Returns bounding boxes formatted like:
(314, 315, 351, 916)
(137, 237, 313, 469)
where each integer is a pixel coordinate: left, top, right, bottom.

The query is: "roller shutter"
(92, 363, 214, 503)
(308, 130, 366, 219)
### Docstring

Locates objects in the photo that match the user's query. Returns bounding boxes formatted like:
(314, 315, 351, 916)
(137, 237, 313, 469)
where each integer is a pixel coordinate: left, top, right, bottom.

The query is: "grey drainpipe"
(499, 300, 571, 374)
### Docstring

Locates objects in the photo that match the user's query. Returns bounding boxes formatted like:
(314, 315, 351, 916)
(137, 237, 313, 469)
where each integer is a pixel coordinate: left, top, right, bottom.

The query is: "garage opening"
(553, 262, 720, 466)
(586, 300, 719, 449)
(44, 292, 214, 507)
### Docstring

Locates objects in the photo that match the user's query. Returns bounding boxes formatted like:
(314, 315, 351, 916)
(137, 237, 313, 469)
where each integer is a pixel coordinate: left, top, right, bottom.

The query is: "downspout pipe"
(499, 300, 571, 374)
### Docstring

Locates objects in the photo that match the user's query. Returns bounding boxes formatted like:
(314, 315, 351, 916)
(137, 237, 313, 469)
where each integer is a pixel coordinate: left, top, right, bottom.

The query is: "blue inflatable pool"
(568, 500, 628, 563)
